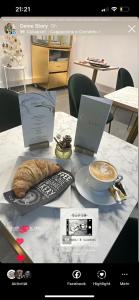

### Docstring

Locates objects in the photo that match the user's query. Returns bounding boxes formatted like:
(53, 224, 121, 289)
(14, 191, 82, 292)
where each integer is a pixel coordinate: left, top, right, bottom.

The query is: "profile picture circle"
(7, 269, 15, 279)
(15, 269, 24, 279)
(4, 23, 13, 34)
(24, 270, 32, 279)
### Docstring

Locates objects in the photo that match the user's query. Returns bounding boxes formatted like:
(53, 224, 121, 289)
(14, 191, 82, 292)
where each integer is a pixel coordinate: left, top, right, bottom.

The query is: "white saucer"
(75, 166, 116, 206)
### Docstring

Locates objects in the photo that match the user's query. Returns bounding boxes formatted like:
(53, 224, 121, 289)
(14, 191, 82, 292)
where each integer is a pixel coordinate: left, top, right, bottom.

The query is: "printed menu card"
(18, 90, 56, 147)
(74, 95, 112, 153)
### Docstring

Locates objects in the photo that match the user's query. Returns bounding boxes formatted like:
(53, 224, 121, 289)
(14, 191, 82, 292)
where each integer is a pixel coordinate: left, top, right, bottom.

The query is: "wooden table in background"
(74, 61, 119, 82)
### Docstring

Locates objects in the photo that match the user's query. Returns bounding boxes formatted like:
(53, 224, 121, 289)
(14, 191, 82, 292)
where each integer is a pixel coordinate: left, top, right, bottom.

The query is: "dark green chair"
(116, 68, 134, 90)
(0, 88, 21, 132)
(115, 68, 135, 129)
(68, 73, 113, 133)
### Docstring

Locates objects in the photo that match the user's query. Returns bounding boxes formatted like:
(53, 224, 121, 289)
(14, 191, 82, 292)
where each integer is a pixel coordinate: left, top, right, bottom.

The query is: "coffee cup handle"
(114, 175, 123, 184)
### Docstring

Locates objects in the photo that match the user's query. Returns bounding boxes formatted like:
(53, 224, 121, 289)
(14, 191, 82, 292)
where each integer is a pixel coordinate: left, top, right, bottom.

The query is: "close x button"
(128, 25, 136, 32)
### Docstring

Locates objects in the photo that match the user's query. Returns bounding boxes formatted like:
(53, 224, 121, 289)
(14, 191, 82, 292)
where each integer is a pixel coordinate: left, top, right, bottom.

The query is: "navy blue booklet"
(4, 170, 74, 215)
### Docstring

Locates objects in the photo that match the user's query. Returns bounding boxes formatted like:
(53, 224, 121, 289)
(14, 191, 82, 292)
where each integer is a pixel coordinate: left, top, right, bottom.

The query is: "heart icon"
(16, 238, 24, 245)
(97, 270, 106, 279)
(16, 255, 25, 262)
(18, 225, 30, 233)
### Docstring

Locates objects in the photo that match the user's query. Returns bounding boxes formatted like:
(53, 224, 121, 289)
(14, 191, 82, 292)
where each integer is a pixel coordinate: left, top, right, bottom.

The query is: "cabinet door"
(48, 72, 68, 89)
(32, 45, 49, 83)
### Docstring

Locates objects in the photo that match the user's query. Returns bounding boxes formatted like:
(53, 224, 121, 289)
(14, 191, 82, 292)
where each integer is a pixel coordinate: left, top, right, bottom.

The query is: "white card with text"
(60, 208, 98, 247)
(19, 90, 56, 147)
(74, 95, 112, 153)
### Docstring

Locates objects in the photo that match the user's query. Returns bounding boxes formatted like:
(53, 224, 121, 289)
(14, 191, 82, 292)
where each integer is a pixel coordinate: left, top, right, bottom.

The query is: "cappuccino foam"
(90, 161, 117, 181)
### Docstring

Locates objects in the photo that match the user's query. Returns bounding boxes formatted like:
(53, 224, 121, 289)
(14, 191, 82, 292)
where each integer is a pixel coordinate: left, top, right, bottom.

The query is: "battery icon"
(120, 6, 130, 12)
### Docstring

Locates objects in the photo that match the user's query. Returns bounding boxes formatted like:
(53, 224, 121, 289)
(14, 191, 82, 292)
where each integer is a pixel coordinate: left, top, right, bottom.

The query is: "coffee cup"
(89, 160, 122, 192)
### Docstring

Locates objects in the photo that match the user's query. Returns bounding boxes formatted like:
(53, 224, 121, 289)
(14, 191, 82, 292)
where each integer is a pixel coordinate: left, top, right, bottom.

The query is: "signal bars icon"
(101, 7, 109, 12)
(101, 6, 118, 12)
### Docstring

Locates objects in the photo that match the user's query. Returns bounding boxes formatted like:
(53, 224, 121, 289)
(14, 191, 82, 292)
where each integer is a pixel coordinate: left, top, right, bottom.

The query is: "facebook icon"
(72, 270, 81, 279)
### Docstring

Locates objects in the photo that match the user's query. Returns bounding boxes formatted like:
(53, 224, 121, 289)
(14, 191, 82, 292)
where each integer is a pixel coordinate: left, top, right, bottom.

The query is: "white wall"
(69, 35, 138, 89)
(0, 34, 138, 89)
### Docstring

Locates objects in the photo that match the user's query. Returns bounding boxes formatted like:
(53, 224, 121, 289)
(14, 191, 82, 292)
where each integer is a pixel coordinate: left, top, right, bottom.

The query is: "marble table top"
(105, 86, 138, 112)
(0, 112, 138, 263)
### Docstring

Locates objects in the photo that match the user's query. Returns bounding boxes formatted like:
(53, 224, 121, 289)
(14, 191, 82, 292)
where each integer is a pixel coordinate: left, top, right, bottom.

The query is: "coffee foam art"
(90, 161, 117, 182)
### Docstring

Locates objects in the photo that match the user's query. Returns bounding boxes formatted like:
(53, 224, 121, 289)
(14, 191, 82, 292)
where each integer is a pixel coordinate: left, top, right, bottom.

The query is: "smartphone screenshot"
(0, 2, 138, 298)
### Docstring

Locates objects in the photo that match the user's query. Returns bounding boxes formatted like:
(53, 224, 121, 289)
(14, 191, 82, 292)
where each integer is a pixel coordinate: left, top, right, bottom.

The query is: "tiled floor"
(0, 84, 138, 262)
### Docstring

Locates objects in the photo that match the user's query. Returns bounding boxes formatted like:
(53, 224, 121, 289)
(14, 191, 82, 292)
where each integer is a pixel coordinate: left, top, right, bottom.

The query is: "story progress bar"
(44, 296, 95, 298)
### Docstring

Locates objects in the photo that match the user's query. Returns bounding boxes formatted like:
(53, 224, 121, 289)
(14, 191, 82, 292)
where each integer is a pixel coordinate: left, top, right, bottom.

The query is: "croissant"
(12, 159, 61, 198)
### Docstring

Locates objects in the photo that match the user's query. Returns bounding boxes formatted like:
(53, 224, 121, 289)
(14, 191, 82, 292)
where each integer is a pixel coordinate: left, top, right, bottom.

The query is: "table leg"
(126, 116, 138, 144)
(92, 69, 98, 82)
(3, 67, 8, 89)
(23, 68, 26, 93)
